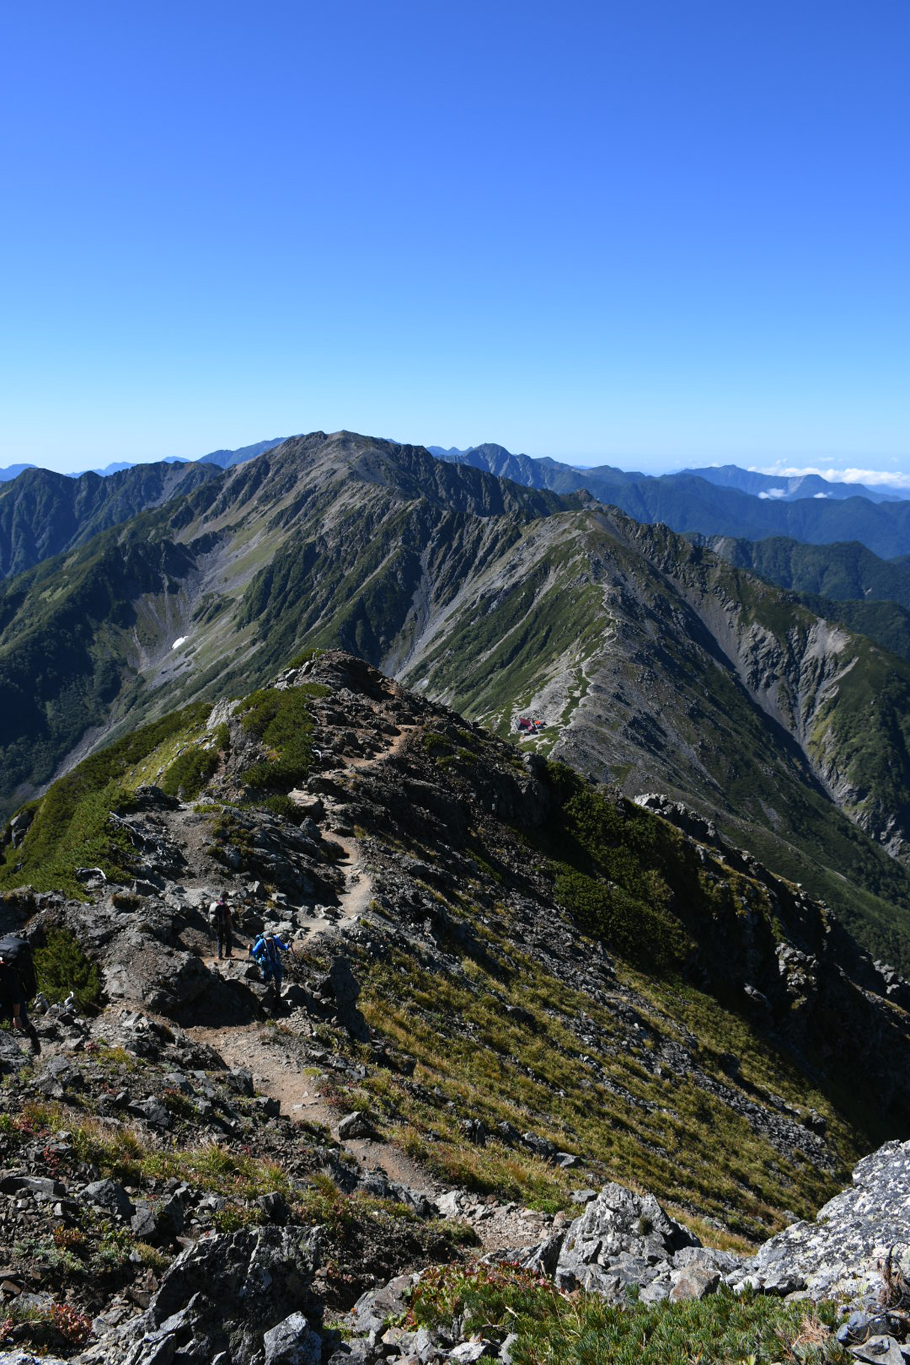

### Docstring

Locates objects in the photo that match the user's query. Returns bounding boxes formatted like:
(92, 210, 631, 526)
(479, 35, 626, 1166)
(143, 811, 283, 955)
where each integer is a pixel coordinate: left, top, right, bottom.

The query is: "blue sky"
(1, 1, 908, 474)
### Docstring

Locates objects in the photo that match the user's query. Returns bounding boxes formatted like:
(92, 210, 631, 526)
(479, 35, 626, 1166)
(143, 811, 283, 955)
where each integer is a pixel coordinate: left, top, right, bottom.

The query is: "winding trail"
(187, 719, 437, 1192)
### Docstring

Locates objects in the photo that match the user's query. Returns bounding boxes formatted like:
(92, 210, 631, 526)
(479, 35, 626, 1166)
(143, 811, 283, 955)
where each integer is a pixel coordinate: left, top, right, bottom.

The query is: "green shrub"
(539, 764, 693, 970)
(34, 928, 102, 1009)
(238, 683, 329, 792)
(407, 1266, 848, 1364)
(161, 746, 219, 800)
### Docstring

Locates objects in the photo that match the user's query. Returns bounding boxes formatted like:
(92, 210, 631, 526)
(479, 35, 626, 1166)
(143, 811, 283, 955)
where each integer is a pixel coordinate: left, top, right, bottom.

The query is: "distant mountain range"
(428, 445, 910, 556)
(0, 437, 286, 483)
(678, 463, 905, 503)
(5, 431, 910, 973)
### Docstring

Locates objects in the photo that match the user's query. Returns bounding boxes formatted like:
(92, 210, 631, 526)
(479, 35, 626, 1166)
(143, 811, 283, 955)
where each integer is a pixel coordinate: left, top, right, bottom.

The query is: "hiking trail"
(188, 720, 435, 1193)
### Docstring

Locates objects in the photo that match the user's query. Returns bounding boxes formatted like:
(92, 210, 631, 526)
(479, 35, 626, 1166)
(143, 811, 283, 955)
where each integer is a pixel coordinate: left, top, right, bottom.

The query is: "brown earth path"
(187, 720, 442, 1193)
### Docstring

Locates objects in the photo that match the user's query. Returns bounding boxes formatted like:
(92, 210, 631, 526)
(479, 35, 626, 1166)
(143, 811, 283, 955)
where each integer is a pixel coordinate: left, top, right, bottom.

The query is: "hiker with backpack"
(249, 933, 289, 1005)
(0, 934, 39, 1052)
(208, 893, 234, 960)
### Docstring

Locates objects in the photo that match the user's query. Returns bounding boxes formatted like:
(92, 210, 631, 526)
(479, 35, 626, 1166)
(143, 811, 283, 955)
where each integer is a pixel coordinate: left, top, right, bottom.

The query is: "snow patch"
(172, 636, 188, 650)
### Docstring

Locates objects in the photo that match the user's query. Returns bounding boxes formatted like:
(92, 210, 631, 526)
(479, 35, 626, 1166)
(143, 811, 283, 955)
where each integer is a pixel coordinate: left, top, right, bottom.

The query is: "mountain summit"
(3, 431, 910, 971)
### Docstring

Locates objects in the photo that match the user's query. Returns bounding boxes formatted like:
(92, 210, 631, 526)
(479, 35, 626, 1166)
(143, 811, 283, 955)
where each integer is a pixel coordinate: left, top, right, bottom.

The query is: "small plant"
(53, 1224, 86, 1251)
(111, 891, 142, 910)
(34, 928, 102, 1009)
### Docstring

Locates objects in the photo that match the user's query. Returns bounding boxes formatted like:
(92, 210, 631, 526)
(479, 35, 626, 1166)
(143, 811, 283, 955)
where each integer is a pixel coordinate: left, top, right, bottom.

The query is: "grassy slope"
(4, 679, 898, 1245)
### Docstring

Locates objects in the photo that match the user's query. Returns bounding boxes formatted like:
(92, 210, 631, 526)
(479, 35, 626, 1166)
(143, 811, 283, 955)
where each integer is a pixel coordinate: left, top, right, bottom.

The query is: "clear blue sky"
(1, 1, 908, 474)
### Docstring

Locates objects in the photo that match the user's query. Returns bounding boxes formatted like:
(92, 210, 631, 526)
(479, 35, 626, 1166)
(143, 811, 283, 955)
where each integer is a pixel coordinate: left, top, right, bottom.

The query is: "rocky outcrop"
(81, 1226, 322, 1364)
(487, 1142, 910, 1313)
(485, 1182, 740, 1306)
(735, 1138, 910, 1303)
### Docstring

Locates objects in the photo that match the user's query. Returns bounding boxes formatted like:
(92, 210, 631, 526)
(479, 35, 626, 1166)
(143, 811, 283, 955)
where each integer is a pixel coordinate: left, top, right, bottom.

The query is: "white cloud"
(758, 487, 787, 499)
(755, 462, 910, 490)
(813, 492, 828, 499)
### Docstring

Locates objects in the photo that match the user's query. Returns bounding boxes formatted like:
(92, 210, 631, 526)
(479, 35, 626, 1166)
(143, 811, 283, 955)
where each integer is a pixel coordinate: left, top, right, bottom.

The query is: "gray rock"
(0, 1174, 67, 1199)
(350, 1272, 418, 1334)
(669, 1264, 721, 1301)
(225, 1067, 254, 1096)
(448, 1342, 497, 1360)
(555, 1181, 699, 1290)
(849, 1337, 907, 1365)
(263, 1311, 322, 1364)
(254, 1095, 281, 1119)
(83, 1178, 135, 1220)
(739, 1138, 910, 1301)
(155, 1193, 186, 1238)
(521, 1132, 557, 1162)
(460, 1118, 487, 1145)
(0, 1031, 29, 1074)
(338, 1110, 376, 1140)
(324, 1343, 375, 1364)
(128, 1096, 172, 1128)
(435, 1190, 465, 1219)
(80, 1226, 322, 1364)
(131, 1205, 158, 1240)
(500, 1332, 520, 1364)
(0, 1353, 70, 1365)
(639, 1278, 671, 1304)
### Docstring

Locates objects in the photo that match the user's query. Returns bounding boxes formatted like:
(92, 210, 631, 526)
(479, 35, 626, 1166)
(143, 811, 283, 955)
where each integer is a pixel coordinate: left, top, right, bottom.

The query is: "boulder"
(128, 1096, 172, 1129)
(82, 1178, 135, 1221)
(0, 1174, 67, 1199)
(337, 1111, 376, 1140)
(82, 1226, 322, 1364)
(556, 1181, 700, 1285)
(669, 1264, 721, 1301)
(263, 1312, 322, 1364)
(737, 1138, 910, 1302)
(349, 1272, 417, 1335)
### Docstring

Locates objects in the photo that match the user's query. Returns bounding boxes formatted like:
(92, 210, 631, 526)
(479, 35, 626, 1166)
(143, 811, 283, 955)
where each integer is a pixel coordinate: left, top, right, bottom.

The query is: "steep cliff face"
(602, 512, 910, 860)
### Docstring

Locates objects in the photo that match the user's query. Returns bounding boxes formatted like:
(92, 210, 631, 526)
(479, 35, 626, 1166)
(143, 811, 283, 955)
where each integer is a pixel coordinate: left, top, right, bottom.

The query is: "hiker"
(0, 934, 39, 1051)
(249, 933, 289, 999)
(209, 892, 234, 959)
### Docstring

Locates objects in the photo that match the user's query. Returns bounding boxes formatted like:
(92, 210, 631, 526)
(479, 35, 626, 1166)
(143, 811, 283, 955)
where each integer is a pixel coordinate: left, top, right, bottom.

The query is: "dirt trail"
(287, 721, 415, 947)
(188, 720, 438, 1193)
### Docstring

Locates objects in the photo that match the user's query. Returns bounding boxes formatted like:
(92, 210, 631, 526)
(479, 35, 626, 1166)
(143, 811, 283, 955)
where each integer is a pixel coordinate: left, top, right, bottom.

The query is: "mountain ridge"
(434, 444, 910, 556)
(3, 433, 910, 974)
(1, 649, 907, 1360)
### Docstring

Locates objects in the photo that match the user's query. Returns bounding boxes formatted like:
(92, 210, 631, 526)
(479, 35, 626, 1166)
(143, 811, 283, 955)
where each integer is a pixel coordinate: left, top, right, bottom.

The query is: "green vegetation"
(407, 1263, 847, 1364)
(237, 681, 329, 790)
(34, 927, 102, 1009)
(541, 763, 692, 970)
(356, 919, 855, 1238)
(160, 720, 230, 799)
(0, 701, 210, 895)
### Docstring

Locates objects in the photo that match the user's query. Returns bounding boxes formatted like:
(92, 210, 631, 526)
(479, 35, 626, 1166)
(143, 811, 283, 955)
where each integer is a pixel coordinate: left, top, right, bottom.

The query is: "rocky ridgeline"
(1, 651, 910, 1361)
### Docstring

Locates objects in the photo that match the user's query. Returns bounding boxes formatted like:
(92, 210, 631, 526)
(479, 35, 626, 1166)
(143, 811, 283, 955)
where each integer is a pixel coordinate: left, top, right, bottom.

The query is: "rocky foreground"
(1, 651, 909, 1361)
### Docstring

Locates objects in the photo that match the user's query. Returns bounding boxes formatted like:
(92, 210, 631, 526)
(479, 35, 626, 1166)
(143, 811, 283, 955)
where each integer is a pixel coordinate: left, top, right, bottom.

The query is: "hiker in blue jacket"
(249, 933, 289, 1000)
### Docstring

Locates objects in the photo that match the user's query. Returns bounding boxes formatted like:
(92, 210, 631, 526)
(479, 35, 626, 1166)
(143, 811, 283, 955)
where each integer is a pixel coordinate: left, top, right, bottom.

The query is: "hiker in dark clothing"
(209, 894, 234, 959)
(0, 935, 39, 1052)
(0, 957, 26, 1031)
